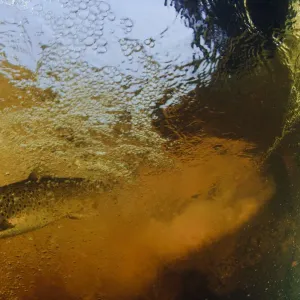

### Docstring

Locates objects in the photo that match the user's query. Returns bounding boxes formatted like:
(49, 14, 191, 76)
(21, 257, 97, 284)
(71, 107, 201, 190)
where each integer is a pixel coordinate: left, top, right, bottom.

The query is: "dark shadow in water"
(152, 54, 292, 151)
(166, 0, 292, 74)
(154, 1, 295, 148)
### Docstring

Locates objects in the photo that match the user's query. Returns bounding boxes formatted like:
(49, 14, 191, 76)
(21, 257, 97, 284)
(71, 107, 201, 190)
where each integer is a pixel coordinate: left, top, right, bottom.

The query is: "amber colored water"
(0, 137, 276, 300)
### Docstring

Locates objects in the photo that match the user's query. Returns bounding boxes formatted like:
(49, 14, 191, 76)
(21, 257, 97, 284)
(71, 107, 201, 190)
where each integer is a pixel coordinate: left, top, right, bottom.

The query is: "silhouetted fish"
(0, 172, 105, 237)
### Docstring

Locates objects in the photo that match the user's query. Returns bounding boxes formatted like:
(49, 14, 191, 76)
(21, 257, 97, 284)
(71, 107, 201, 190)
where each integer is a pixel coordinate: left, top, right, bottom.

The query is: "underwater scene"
(0, 0, 299, 299)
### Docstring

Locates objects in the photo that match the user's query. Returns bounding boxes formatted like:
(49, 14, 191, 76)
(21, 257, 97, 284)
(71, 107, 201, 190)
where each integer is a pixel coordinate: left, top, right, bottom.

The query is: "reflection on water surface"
(0, 0, 299, 299)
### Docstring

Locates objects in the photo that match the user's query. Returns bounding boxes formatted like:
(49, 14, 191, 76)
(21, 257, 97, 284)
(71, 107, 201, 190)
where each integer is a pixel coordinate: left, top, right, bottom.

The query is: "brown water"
(0, 0, 299, 299)
(0, 137, 276, 300)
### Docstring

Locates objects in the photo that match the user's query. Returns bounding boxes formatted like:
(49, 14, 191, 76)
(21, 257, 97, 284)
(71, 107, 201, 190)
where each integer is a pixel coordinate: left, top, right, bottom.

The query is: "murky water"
(0, 0, 299, 299)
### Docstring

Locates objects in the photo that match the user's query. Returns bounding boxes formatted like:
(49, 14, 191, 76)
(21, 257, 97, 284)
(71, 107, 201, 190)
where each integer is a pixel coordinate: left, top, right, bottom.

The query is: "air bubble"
(69, 27, 77, 35)
(74, 18, 82, 25)
(124, 49, 133, 57)
(149, 41, 155, 48)
(95, 30, 103, 36)
(144, 39, 151, 45)
(33, 4, 43, 12)
(97, 14, 105, 21)
(99, 1, 110, 12)
(84, 37, 95, 46)
(123, 18, 134, 28)
(119, 39, 126, 46)
(103, 66, 113, 75)
(78, 10, 89, 19)
(98, 15, 106, 23)
(69, 13, 77, 19)
(56, 17, 64, 26)
(97, 25, 103, 31)
(108, 12, 115, 21)
(81, 19, 91, 28)
(90, 5, 98, 14)
(65, 19, 74, 28)
(88, 14, 96, 22)
(121, 44, 128, 51)
(45, 12, 53, 21)
(79, 2, 87, 9)
(114, 75, 123, 83)
(144, 39, 155, 48)
(97, 38, 107, 46)
(135, 45, 142, 52)
(87, 29, 94, 36)
(69, 6, 79, 13)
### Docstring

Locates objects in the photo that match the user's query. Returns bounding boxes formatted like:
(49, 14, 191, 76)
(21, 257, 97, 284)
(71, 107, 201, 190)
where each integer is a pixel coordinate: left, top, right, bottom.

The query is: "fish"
(0, 172, 106, 238)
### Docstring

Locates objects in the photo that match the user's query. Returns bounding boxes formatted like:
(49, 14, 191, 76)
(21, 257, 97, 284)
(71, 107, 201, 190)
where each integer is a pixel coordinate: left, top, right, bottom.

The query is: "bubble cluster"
(0, 0, 205, 185)
(120, 17, 134, 34)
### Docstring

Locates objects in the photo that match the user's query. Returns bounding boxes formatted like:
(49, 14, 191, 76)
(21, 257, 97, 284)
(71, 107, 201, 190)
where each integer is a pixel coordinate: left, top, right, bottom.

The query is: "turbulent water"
(0, 0, 299, 299)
